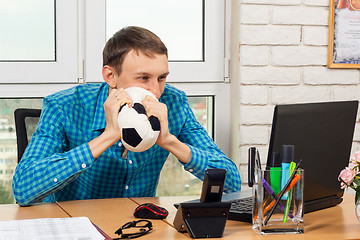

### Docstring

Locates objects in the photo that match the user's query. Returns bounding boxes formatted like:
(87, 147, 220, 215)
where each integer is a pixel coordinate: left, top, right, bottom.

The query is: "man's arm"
(12, 99, 95, 206)
(143, 91, 241, 193)
(13, 87, 133, 206)
(178, 107, 241, 193)
(142, 95, 192, 164)
(88, 87, 131, 158)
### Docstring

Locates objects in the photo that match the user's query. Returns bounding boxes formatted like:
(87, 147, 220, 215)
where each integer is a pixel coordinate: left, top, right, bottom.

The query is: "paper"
(334, 8, 360, 62)
(0, 217, 104, 240)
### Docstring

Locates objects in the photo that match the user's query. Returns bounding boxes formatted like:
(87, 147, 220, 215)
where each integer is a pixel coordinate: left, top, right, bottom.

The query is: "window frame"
(0, 0, 232, 155)
(84, 0, 226, 83)
(0, 0, 78, 84)
(172, 83, 231, 155)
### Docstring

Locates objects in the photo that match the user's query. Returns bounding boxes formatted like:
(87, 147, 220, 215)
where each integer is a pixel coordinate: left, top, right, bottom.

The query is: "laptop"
(176, 100, 359, 222)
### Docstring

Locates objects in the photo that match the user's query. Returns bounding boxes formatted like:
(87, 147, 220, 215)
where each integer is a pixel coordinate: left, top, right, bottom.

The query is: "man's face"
(113, 49, 169, 99)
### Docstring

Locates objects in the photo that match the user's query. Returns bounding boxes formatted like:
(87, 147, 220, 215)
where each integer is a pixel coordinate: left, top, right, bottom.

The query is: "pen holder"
(252, 168, 304, 235)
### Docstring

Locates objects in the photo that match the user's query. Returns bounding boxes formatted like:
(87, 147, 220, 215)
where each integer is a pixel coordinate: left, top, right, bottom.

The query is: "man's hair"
(103, 26, 168, 74)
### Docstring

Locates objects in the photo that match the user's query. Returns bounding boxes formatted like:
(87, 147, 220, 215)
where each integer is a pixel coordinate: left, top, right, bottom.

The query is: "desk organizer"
(252, 169, 304, 235)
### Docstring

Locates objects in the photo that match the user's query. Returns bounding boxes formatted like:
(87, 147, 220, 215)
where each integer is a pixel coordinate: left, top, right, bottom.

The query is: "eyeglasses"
(114, 220, 153, 239)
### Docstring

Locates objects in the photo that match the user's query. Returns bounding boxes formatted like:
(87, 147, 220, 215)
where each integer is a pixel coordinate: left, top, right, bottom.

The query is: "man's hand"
(89, 88, 133, 159)
(142, 95, 170, 147)
(142, 95, 192, 163)
(103, 88, 133, 142)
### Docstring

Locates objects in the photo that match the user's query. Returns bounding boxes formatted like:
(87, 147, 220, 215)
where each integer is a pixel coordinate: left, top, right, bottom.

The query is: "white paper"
(0, 217, 104, 240)
(334, 8, 360, 62)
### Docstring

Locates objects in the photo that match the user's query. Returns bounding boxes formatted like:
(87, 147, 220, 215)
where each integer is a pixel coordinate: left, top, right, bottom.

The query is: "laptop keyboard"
(227, 197, 253, 223)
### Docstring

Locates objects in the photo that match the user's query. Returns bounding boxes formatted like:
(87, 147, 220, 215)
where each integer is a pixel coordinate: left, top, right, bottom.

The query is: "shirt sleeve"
(12, 98, 95, 206)
(177, 95, 242, 193)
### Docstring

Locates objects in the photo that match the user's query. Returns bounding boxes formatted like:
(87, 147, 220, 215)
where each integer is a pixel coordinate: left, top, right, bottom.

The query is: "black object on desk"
(173, 168, 230, 238)
(200, 169, 227, 203)
(173, 202, 231, 238)
(248, 147, 256, 187)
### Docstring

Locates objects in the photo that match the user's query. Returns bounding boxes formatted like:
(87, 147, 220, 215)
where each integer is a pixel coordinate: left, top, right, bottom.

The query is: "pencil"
(263, 160, 302, 226)
(283, 161, 296, 222)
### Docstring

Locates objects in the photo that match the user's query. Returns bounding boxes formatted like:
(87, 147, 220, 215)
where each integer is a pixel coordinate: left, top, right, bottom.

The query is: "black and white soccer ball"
(117, 87, 160, 152)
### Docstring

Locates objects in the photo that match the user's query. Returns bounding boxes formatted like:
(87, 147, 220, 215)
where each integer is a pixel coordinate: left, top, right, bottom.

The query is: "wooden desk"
(2, 194, 359, 239)
(132, 193, 360, 240)
(0, 202, 69, 220)
(57, 197, 189, 239)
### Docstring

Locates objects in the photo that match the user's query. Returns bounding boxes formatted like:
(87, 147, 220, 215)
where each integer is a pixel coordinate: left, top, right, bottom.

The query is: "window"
(0, 0, 78, 83)
(85, 0, 226, 83)
(0, 0, 231, 200)
(0, 0, 55, 61)
(84, 0, 232, 196)
(157, 96, 213, 196)
(0, 98, 43, 204)
(0, 95, 218, 201)
(106, 0, 203, 62)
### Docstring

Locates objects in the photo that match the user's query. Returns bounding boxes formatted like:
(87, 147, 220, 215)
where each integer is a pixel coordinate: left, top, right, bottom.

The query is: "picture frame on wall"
(327, 0, 360, 68)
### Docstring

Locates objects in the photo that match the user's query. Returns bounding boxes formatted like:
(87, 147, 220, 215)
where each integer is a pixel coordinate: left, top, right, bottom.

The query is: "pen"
(262, 179, 294, 219)
(270, 152, 281, 195)
(281, 145, 294, 200)
(283, 161, 296, 222)
(256, 150, 261, 170)
(260, 174, 300, 220)
(264, 160, 302, 226)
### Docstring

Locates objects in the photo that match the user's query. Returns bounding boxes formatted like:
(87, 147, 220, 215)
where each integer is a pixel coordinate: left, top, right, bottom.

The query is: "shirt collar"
(92, 82, 109, 131)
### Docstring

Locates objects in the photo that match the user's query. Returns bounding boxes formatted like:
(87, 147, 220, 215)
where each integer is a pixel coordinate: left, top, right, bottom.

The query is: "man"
(13, 26, 241, 206)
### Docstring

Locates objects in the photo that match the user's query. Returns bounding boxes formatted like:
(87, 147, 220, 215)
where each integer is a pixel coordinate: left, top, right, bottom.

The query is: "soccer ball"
(117, 87, 160, 152)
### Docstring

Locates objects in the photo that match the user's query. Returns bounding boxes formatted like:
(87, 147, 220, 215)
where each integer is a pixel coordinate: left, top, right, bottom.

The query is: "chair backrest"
(14, 108, 41, 163)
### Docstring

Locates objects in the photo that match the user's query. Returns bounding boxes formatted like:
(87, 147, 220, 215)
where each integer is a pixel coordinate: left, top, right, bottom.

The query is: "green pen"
(270, 152, 282, 195)
(283, 161, 296, 222)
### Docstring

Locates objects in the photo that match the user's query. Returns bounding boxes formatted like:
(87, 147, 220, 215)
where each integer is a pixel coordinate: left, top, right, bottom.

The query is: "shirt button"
(125, 185, 129, 190)
(118, 142, 122, 147)
(54, 178, 58, 183)
(189, 169, 194, 173)
(128, 160, 133, 165)
(81, 163, 86, 169)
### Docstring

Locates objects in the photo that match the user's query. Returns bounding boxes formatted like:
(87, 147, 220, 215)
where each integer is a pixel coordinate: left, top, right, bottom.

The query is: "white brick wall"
(240, 67, 301, 85)
(241, 0, 301, 5)
(272, 46, 327, 66)
(302, 26, 328, 45)
(270, 86, 332, 104)
(303, 67, 359, 85)
(240, 46, 270, 66)
(240, 26, 301, 45)
(239, 85, 269, 104)
(240, 5, 270, 24)
(233, 1, 360, 183)
(272, 6, 328, 25)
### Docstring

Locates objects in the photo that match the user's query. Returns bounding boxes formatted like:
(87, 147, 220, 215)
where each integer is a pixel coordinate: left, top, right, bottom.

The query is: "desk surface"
(132, 194, 360, 240)
(1, 194, 360, 239)
(0, 202, 69, 221)
(57, 197, 189, 239)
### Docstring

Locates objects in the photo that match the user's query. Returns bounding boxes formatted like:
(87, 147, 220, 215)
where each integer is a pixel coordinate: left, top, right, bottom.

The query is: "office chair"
(14, 108, 41, 163)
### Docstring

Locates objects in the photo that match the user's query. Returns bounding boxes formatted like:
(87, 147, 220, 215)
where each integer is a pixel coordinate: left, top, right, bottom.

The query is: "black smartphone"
(248, 147, 256, 187)
(200, 168, 227, 203)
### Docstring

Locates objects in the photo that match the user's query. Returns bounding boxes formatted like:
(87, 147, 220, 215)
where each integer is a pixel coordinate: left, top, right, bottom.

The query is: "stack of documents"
(0, 217, 104, 240)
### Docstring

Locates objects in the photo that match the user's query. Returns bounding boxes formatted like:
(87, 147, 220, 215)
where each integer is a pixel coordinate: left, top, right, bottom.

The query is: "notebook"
(176, 100, 359, 222)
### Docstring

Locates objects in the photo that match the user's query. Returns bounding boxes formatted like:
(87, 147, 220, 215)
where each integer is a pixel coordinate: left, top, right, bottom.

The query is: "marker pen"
(262, 178, 294, 219)
(281, 145, 294, 200)
(264, 160, 302, 226)
(269, 152, 282, 195)
(283, 161, 296, 222)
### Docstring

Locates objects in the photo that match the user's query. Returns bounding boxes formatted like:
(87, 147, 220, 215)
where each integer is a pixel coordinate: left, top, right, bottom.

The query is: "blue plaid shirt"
(13, 82, 241, 206)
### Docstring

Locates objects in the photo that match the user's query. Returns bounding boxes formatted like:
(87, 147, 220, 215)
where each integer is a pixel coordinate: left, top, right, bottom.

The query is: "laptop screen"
(265, 101, 358, 207)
